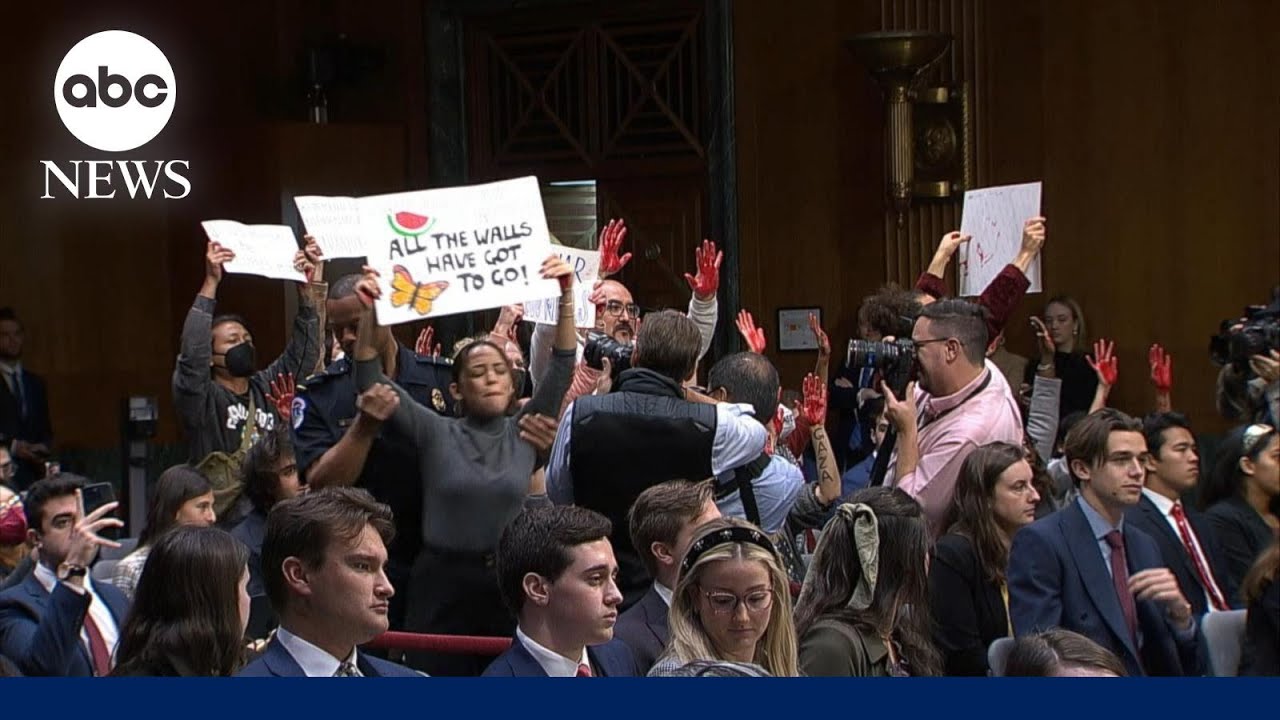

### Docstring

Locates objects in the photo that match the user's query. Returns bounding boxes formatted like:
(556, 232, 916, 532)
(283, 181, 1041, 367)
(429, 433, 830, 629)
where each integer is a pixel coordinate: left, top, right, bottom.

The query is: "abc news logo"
(41, 30, 190, 199)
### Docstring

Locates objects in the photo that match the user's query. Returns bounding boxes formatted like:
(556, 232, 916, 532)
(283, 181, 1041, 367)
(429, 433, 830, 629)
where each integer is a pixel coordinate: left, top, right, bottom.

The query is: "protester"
(616, 480, 721, 673)
(1004, 628, 1126, 677)
(795, 488, 940, 677)
(484, 506, 637, 676)
(1023, 295, 1098, 419)
(238, 487, 419, 677)
(232, 427, 304, 596)
(1201, 423, 1279, 602)
(0, 308, 53, 490)
(0, 476, 127, 676)
(648, 517, 798, 677)
(113, 465, 217, 599)
(352, 255, 577, 675)
(110, 526, 250, 676)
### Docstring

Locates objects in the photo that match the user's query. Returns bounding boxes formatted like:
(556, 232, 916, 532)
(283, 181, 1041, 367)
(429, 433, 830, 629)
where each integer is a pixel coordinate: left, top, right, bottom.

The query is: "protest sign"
(958, 181, 1042, 296)
(293, 196, 363, 259)
(358, 176, 560, 325)
(523, 246, 600, 327)
(200, 220, 304, 282)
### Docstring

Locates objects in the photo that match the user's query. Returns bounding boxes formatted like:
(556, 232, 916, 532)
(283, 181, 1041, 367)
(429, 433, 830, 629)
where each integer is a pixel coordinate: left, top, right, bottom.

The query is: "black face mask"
(222, 342, 257, 378)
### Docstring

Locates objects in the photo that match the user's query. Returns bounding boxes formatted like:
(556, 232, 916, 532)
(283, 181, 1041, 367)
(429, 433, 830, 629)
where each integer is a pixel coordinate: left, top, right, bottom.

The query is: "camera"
(1210, 288, 1280, 372)
(583, 331, 633, 379)
(848, 338, 917, 399)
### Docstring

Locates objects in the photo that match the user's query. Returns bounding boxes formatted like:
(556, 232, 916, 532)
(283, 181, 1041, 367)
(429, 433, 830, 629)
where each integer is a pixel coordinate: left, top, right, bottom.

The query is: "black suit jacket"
(1008, 500, 1203, 677)
(1205, 496, 1274, 606)
(614, 586, 668, 674)
(1126, 494, 1235, 616)
(929, 533, 1009, 676)
(0, 367, 52, 486)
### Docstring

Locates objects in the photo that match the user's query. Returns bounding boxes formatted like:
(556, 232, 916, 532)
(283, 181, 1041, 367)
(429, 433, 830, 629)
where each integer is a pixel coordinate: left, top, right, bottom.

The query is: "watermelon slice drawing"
(388, 211, 435, 237)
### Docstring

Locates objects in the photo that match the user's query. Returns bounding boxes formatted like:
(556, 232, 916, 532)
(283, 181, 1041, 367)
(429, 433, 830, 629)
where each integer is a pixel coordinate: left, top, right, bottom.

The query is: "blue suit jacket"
(1008, 500, 1203, 676)
(0, 571, 129, 676)
(236, 635, 422, 677)
(613, 587, 668, 674)
(482, 635, 638, 677)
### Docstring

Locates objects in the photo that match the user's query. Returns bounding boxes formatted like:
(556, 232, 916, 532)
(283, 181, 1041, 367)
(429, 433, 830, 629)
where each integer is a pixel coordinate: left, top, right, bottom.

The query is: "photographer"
(881, 299, 1023, 538)
(546, 310, 767, 607)
(1213, 290, 1280, 426)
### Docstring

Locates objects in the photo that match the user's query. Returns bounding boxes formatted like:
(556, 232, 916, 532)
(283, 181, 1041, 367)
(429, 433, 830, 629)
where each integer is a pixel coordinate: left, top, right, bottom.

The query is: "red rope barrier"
(367, 631, 513, 656)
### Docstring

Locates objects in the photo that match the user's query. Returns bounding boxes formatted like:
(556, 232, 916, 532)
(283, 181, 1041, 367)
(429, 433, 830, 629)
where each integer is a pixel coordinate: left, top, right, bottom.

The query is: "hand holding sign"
(684, 239, 723, 301)
(201, 220, 306, 283)
(204, 241, 235, 286)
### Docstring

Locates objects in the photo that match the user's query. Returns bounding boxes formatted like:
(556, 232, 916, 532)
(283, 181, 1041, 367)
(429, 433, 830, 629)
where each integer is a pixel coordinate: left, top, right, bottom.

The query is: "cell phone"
(80, 482, 120, 541)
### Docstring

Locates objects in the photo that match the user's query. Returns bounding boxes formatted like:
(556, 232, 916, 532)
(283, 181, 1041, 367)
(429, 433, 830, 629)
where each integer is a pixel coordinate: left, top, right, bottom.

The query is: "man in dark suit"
(484, 506, 637, 676)
(0, 308, 54, 491)
(0, 475, 128, 676)
(615, 480, 721, 672)
(237, 487, 419, 677)
(1127, 412, 1234, 616)
(1009, 409, 1202, 677)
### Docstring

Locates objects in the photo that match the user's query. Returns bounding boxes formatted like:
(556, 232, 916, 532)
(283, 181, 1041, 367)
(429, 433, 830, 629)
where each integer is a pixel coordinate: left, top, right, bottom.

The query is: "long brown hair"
(947, 442, 1027, 585)
(1241, 541, 1280, 607)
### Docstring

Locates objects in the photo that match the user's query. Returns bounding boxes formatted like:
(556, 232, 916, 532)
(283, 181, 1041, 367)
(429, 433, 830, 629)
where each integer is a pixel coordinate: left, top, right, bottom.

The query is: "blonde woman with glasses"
(648, 517, 799, 677)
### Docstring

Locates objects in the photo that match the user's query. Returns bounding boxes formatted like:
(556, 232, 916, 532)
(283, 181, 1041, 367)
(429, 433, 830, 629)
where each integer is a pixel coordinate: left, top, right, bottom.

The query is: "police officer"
(292, 274, 454, 631)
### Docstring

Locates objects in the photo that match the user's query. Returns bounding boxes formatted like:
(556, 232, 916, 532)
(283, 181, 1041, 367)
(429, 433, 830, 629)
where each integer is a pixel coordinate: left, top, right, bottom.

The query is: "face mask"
(223, 342, 257, 378)
(0, 504, 27, 545)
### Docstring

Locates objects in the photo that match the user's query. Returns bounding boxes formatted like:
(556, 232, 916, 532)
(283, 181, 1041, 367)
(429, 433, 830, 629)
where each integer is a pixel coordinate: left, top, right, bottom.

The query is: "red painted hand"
(1149, 344, 1173, 393)
(1088, 338, 1119, 388)
(596, 218, 632, 277)
(267, 372, 297, 423)
(736, 310, 766, 354)
(416, 325, 441, 358)
(801, 372, 828, 427)
(683, 239, 723, 300)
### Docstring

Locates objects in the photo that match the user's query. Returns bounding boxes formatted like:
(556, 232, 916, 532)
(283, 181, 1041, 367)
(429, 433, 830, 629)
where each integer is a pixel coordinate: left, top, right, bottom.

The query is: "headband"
(681, 525, 778, 574)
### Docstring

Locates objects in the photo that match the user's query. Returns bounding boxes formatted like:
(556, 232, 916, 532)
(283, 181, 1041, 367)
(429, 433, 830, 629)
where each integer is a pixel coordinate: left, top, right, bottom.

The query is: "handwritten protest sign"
(958, 181, 1042, 296)
(293, 196, 364, 259)
(200, 220, 305, 282)
(524, 246, 600, 328)
(358, 176, 560, 326)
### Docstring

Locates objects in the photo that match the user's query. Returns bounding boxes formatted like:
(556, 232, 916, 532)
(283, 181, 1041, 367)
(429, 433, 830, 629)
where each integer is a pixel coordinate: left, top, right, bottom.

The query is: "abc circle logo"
(54, 31, 176, 152)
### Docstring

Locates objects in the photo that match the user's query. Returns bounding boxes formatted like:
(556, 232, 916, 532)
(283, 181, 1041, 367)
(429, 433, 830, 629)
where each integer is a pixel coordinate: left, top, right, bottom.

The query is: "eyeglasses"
(598, 300, 641, 319)
(912, 337, 954, 348)
(700, 587, 774, 616)
(1243, 424, 1275, 455)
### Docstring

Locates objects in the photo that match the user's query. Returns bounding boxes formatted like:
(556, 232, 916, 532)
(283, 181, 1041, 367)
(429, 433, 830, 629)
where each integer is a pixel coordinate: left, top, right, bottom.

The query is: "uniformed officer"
(292, 274, 454, 631)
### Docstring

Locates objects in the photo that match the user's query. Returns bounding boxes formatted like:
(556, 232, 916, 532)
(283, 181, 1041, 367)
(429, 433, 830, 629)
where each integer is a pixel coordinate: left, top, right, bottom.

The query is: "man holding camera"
(546, 310, 767, 608)
(882, 299, 1023, 538)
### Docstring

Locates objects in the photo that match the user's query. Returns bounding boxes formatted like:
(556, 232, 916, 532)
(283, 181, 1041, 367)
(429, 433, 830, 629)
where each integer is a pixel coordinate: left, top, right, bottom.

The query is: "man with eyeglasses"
(881, 299, 1023, 537)
(528, 221, 721, 410)
(1009, 409, 1201, 677)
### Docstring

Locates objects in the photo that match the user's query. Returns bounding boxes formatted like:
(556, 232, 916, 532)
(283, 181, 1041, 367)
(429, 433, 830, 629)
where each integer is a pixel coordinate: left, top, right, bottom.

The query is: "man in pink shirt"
(883, 299, 1024, 537)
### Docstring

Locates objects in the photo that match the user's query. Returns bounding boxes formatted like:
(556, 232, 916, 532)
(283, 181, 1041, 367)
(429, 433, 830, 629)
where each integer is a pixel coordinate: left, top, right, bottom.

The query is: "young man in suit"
(0, 475, 128, 676)
(1127, 412, 1234, 615)
(0, 308, 53, 491)
(484, 506, 637, 676)
(615, 480, 720, 672)
(238, 487, 419, 677)
(1008, 409, 1202, 676)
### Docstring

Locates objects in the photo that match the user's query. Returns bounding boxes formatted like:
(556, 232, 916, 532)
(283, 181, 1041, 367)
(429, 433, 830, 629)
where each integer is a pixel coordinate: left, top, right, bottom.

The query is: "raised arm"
(976, 217, 1043, 337)
(684, 239, 722, 359)
(173, 241, 233, 407)
(926, 230, 969, 281)
(1087, 339, 1118, 414)
(802, 373, 841, 505)
(259, 237, 323, 385)
(522, 256, 579, 418)
(1149, 344, 1173, 413)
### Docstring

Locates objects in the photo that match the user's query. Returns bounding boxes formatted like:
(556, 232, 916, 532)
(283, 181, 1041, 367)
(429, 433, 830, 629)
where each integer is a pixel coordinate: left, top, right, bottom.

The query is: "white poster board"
(523, 246, 600, 328)
(958, 181, 1042, 296)
(358, 176, 560, 326)
(293, 196, 364, 259)
(200, 220, 305, 282)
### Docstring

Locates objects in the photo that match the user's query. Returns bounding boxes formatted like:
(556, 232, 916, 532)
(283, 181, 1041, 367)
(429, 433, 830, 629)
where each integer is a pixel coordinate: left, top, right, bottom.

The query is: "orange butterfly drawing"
(390, 265, 449, 316)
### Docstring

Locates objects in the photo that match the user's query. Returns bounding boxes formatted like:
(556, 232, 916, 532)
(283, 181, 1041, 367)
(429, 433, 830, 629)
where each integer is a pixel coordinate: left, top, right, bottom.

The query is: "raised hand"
(938, 231, 969, 259)
(683, 239, 723, 300)
(880, 380, 917, 433)
(596, 218, 632, 277)
(736, 310, 766, 354)
(295, 234, 325, 282)
(266, 372, 297, 423)
(356, 383, 400, 422)
(801, 372, 828, 427)
(1149, 344, 1173, 393)
(1029, 316, 1055, 362)
(809, 313, 830, 359)
(541, 254, 575, 290)
(518, 413, 560, 461)
(1088, 338, 1119, 388)
(1250, 349, 1280, 385)
(64, 491, 124, 569)
(205, 241, 235, 284)
(1020, 217, 1047, 256)
(355, 265, 382, 307)
(415, 325, 441, 358)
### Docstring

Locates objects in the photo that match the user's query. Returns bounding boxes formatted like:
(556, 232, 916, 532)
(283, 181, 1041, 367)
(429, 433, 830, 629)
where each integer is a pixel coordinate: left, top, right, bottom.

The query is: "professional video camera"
(847, 338, 917, 399)
(583, 331, 633, 379)
(1210, 287, 1280, 373)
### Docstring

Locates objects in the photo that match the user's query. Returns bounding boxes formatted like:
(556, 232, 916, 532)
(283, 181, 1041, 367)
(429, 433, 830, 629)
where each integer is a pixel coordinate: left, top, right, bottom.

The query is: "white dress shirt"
(33, 562, 119, 664)
(1142, 488, 1219, 611)
(653, 582, 673, 608)
(275, 627, 363, 677)
(516, 626, 589, 677)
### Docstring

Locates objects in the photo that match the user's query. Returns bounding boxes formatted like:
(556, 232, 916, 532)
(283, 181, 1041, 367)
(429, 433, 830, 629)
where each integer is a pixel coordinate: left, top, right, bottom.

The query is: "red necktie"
(1170, 502, 1230, 612)
(576, 663, 593, 677)
(83, 612, 112, 677)
(1104, 530, 1139, 649)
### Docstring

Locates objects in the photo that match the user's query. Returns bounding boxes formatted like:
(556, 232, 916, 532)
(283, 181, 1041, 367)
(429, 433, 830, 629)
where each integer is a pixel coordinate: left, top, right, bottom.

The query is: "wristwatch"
(57, 563, 88, 581)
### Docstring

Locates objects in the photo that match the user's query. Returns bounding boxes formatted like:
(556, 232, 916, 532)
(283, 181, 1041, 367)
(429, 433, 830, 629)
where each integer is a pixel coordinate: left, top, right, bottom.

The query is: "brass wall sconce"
(846, 31, 954, 224)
